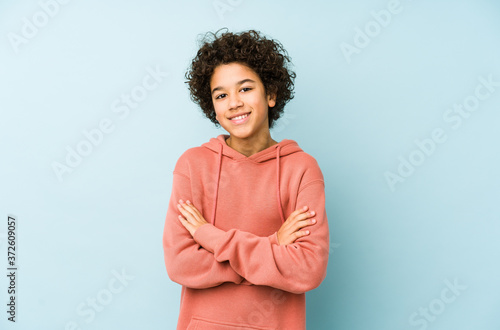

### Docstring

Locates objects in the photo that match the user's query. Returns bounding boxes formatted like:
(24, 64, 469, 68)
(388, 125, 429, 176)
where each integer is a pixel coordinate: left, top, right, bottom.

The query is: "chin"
(226, 129, 253, 139)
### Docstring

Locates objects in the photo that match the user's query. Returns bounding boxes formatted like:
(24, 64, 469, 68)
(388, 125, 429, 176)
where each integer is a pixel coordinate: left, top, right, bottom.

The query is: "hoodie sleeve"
(162, 158, 245, 289)
(192, 162, 330, 294)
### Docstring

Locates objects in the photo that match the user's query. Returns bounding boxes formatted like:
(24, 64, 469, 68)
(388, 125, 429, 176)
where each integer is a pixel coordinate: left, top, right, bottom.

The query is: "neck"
(226, 132, 278, 157)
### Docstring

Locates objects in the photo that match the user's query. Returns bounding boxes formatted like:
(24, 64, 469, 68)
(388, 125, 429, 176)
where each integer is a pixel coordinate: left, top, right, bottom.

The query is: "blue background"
(1, 0, 499, 329)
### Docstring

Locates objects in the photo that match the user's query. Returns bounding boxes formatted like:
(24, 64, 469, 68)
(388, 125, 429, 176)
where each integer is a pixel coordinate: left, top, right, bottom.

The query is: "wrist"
(269, 231, 279, 245)
(192, 223, 226, 254)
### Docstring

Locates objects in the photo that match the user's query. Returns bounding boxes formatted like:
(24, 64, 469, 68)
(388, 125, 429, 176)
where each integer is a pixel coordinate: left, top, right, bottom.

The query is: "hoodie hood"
(201, 134, 303, 226)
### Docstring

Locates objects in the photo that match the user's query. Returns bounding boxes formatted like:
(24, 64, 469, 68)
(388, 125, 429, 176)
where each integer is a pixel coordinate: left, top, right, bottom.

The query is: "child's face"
(210, 62, 276, 140)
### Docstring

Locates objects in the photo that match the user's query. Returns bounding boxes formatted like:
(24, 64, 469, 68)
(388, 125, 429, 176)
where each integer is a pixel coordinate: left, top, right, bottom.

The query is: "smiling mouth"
(229, 112, 250, 125)
(229, 113, 250, 121)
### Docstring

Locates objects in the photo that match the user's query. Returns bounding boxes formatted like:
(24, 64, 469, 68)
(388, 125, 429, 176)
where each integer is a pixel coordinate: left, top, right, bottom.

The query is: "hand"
(277, 205, 316, 245)
(177, 199, 208, 237)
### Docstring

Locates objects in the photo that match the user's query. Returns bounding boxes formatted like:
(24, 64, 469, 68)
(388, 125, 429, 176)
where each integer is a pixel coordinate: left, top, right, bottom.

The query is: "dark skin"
(177, 62, 316, 245)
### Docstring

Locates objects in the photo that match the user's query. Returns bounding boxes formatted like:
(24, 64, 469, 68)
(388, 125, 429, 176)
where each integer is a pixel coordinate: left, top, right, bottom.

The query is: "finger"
(177, 204, 197, 224)
(293, 229, 310, 240)
(298, 205, 308, 212)
(177, 202, 198, 218)
(177, 203, 189, 217)
(182, 206, 204, 225)
(185, 201, 203, 218)
(285, 211, 314, 228)
(289, 206, 308, 219)
(178, 215, 189, 228)
(183, 202, 209, 227)
(178, 200, 198, 218)
(178, 215, 195, 234)
(294, 210, 315, 222)
(179, 202, 200, 220)
(292, 217, 316, 228)
(283, 207, 308, 226)
(292, 218, 316, 232)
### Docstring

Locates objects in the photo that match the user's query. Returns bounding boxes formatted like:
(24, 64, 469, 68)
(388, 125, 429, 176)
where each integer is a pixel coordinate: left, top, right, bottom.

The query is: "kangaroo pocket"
(186, 316, 276, 330)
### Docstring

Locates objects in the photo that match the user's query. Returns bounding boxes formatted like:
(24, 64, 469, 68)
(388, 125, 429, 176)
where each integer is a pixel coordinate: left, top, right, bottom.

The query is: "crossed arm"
(177, 199, 316, 246)
(163, 169, 330, 294)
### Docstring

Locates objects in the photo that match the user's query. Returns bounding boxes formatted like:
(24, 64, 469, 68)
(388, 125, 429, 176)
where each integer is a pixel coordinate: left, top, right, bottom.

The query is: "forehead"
(210, 62, 261, 87)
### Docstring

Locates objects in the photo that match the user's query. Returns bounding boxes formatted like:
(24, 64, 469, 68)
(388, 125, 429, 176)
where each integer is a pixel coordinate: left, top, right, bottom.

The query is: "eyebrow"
(211, 79, 256, 95)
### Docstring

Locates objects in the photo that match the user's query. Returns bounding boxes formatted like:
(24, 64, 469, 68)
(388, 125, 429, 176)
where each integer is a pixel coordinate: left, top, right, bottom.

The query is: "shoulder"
(285, 149, 325, 183)
(178, 146, 211, 160)
(173, 146, 213, 175)
(290, 150, 320, 167)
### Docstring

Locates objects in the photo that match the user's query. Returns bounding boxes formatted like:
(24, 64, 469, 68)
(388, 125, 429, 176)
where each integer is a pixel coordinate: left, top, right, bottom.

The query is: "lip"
(228, 112, 250, 125)
(228, 112, 251, 120)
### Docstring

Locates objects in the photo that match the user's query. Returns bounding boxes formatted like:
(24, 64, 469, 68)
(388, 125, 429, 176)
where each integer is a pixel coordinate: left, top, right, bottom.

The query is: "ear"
(267, 93, 277, 108)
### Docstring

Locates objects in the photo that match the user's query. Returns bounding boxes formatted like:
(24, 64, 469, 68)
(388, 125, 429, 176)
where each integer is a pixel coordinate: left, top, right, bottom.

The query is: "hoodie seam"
(173, 171, 190, 181)
(298, 179, 324, 194)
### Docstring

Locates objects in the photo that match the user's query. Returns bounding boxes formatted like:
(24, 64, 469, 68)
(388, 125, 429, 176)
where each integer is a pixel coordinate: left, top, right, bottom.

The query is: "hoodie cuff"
(268, 231, 279, 245)
(193, 223, 227, 254)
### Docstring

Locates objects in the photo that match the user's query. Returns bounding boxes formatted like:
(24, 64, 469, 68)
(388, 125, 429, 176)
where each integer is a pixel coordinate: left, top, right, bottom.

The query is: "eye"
(215, 93, 227, 100)
(241, 87, 252, 92)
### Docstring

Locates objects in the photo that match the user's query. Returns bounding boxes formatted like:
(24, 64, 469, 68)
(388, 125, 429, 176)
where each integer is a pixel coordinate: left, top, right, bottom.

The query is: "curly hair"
(185, 28, 296, 129)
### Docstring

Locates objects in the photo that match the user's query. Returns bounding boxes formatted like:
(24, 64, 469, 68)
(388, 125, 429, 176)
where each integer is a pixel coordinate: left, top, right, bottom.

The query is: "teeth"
(231, 113, 248, 120)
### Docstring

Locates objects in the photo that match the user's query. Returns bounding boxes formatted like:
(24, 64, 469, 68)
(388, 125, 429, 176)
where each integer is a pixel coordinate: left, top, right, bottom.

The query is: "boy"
(163, 29, 330, 329)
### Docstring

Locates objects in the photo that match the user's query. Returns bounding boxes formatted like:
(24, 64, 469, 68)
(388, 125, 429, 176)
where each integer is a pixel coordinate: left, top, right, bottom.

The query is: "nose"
(228, 92, 243, 110)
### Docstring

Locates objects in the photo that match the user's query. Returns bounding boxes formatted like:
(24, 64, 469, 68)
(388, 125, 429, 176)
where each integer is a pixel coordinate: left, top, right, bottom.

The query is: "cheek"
(214, 107, 223, 121)
(212, 101, 219, 117)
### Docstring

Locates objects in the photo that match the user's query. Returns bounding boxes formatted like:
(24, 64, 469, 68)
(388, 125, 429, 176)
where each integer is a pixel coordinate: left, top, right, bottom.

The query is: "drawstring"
(211, 141, 285, 226)
(211, 142, 223, 226)
(276, 145, 285, 224)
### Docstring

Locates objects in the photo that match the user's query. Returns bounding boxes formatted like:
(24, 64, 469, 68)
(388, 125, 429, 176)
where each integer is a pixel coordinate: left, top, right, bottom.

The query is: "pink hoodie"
(163, 134, 330, 329)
